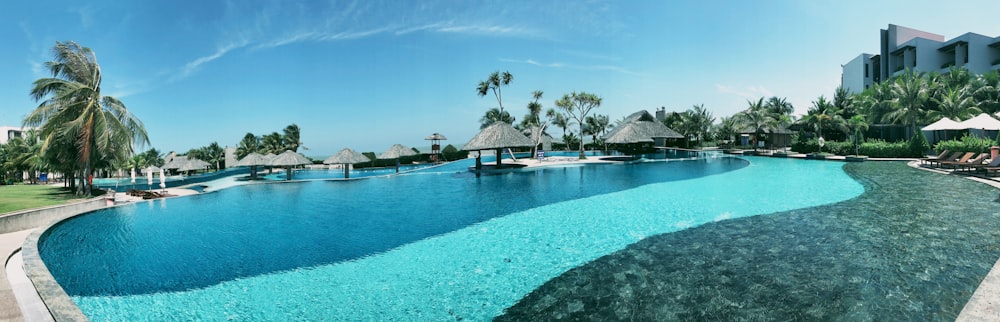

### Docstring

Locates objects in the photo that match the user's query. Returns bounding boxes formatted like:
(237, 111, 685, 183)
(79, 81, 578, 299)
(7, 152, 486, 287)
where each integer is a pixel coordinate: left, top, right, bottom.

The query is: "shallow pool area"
(36, 156, 869, 320)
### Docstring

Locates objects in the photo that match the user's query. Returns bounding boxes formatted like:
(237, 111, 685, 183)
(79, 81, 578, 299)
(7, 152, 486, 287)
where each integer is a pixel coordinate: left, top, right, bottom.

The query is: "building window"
(865, 63, 869, 77)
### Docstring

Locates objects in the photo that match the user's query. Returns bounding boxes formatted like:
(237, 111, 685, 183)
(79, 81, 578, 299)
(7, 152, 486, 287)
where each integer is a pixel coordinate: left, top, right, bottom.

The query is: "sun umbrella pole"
(496, 148, 502, 166)
(395, 158, 400, 173)
(286, 166, 292, 180)
(344, 164, 350, 179)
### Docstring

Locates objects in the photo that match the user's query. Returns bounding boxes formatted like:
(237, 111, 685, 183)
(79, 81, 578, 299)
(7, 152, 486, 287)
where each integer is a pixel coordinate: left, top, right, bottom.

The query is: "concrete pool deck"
(5, 157, 1000, 320)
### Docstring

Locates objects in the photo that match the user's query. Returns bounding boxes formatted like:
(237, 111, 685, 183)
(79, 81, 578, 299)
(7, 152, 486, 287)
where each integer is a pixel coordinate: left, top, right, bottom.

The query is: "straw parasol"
(323, 148, 371, 179)
(378, 144, 418, 173)
(270, 150, 313, 180)
(424, 133, 448, 141)
(160, 156, 187, 170)
(177, 158, 210, 173)
(463, 122, 535, 168)
(425, 133, 448, 163)
(235, 152, 269, 179)
(263, 153, 278, 174)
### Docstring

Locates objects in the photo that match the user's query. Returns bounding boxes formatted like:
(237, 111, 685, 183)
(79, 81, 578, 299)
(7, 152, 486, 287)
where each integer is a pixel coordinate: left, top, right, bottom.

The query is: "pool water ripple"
(40, 157, 864, 320)
(498, 161, 1000, 321)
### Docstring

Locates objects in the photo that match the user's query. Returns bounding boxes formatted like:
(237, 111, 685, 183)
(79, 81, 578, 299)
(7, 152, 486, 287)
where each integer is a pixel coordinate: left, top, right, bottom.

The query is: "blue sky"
(2, 0, 1000, 157)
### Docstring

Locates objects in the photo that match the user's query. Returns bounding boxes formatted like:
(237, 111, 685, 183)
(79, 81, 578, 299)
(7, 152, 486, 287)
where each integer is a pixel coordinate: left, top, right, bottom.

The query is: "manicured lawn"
(0, 184, 92, 214)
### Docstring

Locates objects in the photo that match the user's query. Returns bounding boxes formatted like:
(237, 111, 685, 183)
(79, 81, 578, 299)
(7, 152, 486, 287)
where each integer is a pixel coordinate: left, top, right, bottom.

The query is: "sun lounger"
(927, 152, 963, 166)
(950, 153, 989, 171)
(938, 152, 977, 169)
(920, 150, 951, 164)
(969, 157, 1000, 173)
(927, 151, 964, 167)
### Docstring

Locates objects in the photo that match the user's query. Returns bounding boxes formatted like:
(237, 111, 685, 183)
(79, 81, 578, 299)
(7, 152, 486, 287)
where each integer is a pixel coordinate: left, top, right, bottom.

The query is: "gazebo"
(270, 150, 313, 180)
(323, 148, 371, 179)
(235, 152, 269, 180)
(425, 133, 448, 163)
(921, 117, 963, 146)
(462, 122, 535, 170)
(378, 144, 417, 173)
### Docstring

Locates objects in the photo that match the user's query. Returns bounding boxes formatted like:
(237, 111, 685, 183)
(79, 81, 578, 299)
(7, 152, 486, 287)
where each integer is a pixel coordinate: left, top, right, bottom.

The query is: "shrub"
(794, 138, 912, 157)
(441, 144, 469, 161)
(933, 134, 996, 154)
(908, 133, 930, 157)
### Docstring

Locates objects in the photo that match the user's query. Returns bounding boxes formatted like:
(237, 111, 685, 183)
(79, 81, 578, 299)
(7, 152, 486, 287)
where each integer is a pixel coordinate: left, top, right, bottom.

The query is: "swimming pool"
(36, 156, 865, 320)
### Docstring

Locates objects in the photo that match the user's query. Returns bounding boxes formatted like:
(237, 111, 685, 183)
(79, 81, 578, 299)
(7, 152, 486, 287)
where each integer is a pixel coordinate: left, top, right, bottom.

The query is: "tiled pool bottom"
(498, 161, 1000, 321)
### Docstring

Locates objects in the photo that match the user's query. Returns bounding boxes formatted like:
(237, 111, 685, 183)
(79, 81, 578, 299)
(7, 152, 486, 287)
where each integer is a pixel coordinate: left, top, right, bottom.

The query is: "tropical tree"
(584, 114, 610, 149)
(261, 132, 285, 154)
(929, 86, 980, 121)
(884, 69, 931, 138)
(236, 133, 260, 159)
(798, 96, 848, 143)
(551, 113, 571, 137)
(283, 124, 303, 152)
(518, 90, 544, 129)
(555, 92, 602, 159)
(479, 108, 515, 129)
(765, 96, 794, 116)
(847, 115, 869, 156)
(735, 98, 777, 151)
(477, 71, 514, 116)
(714, 116, 739, 147)
(24, 41, 148, 195)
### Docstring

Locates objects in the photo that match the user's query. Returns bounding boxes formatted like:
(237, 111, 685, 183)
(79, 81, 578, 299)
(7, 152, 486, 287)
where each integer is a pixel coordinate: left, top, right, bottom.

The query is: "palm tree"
(551, 113, 571, 138)
(555, 92, 602, 159)
(282, 124, 303, 152)
(519, 90, 544, 129)
(479, 108, 515, 129)
(477, 71, 514, 116)
(689, 104, 715, 144)
(929, 86, 980, 121)
(798, 96, 848, 148)
(971, 70, 1000, 114)
(765, 96, 794, 116)
(847, 115, 869, 156)
(584, 114, 610, 148)
(261, 132, 285, 154)
(25, 41, 148, 195)
(236, 133, 260, 159)
(714, 116, 739, 147)
(736, 98, 777, 151)
(884, 69, 931, 138)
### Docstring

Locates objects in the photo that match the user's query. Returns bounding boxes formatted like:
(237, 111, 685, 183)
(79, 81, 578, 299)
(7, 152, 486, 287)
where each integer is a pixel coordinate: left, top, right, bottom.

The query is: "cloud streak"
(715, 84, 774, 101)
(499, 58, 642, 76)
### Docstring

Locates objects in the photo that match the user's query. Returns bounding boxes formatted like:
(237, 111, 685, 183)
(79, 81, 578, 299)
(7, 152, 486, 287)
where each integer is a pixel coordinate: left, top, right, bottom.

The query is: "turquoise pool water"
(38, 156, 864, 320)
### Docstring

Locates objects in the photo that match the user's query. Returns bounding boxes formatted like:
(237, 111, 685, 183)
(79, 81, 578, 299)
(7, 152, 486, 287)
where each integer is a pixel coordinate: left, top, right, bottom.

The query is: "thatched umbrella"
(425, 133, 448, 163)
(463, 122, 535, 169)
(178, 158, 211, 173)
(263, 153, 278, 174)
(160, 156, 188, 170)
(270, 150, 313, 180)
(378, 144, 417, 173)
(604, 122, 656, 144)
(235, 152, 269, 179)
(323, 148, 371, 178)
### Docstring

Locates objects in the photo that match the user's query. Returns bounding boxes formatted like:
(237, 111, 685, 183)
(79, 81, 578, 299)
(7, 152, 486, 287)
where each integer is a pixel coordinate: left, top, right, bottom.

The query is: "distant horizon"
(3, 1, 1000, 156)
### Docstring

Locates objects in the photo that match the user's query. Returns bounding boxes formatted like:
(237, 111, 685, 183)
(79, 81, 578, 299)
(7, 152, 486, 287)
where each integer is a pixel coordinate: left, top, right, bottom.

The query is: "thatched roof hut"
(324, 148, 371, 179)
(604, 122, 656, 144)
(378, 144, 417, 159)
(177, 159, 211, 172)
(270, 150, 312, 180)
(235, 152, 269, 180)
(160, 155, 189, 170)
(463, 122, 535, 151)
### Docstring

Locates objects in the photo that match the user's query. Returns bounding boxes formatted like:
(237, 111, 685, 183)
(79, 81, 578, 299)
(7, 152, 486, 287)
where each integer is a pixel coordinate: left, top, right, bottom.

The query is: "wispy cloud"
(715, 84, 774, 101)
(171, 41, 250, 82)
(500, 58, 641, 76)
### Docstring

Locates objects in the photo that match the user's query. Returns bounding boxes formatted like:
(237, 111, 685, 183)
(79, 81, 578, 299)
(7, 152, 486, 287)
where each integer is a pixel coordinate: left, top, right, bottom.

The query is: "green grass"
(0, 184, 93, 214)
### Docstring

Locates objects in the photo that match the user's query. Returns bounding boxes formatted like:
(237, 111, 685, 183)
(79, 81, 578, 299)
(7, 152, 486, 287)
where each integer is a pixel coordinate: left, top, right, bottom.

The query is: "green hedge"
(792, 139, 915, 157)
(933, 135, 996, 154)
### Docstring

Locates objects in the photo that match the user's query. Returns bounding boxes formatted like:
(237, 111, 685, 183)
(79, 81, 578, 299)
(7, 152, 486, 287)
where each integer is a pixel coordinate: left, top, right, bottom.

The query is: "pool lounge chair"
(927, 152, 964, 167)
(938, 152, 977, 169)
(948, 153, 989, 171)
(969, 157, 1000, 173)
(920, 150, 951, 164)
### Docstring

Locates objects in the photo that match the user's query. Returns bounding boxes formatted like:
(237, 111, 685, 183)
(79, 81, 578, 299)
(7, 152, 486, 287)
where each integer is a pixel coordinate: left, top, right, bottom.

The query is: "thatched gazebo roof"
(270, 150, 313, 166)
(378, 144, 417, 159)
(604, 122, 656, 144)
(462, 122, 535, 151)
(160, 156, 189, 170)
(178, 158, 211, 172)
(235, 153, 269, 167)
(324, 148, 371, 164)
(636, 121, 684, 138)
(424, 133, 448, 141)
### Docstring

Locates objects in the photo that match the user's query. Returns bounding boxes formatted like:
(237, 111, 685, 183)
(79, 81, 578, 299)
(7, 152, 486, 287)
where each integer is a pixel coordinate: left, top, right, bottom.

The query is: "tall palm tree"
(551, 113, 571, 137)
(765, 96, 794, 116)
(236, 133, 260, 159)
(584, 114, 610, 148)
(282, 124, 303, 152)
(884, 69, 931, 138)
(479, 108, 515, 129)
(798, 96, 848, 144)
(714, 116, 739, 147)
(555, 92, 602, 159)
(25, 41, 148, 195)
(929, 86, 980, 121)
(261, 132, 285, 154)
(477, 71, 514, 116)
(519, 90, 544, 129)
(736, 98, 777, 151)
